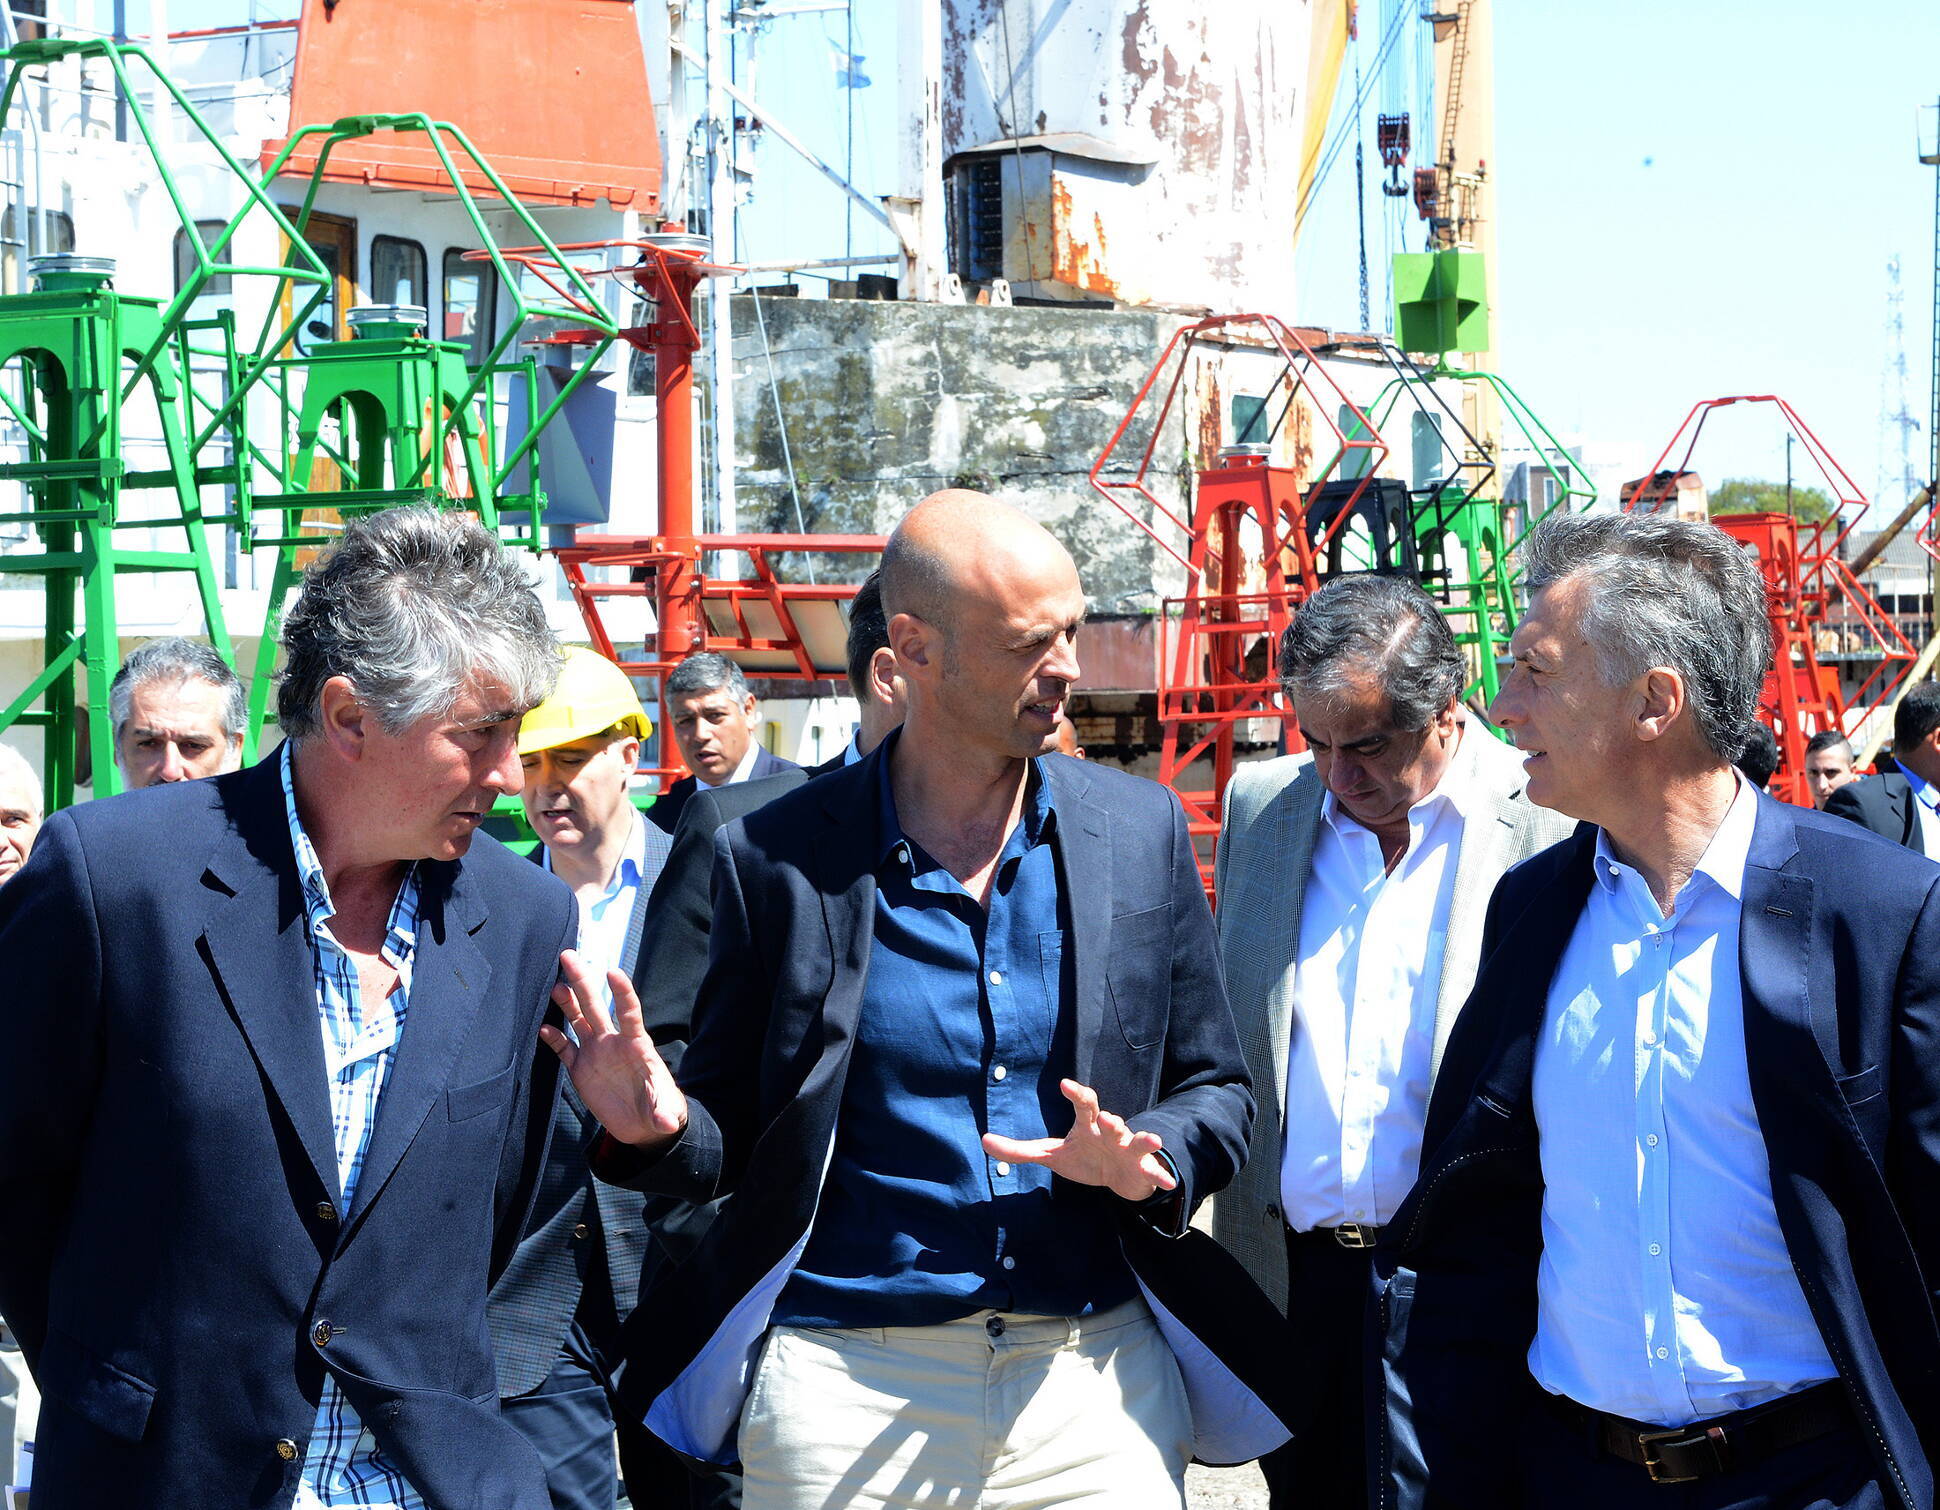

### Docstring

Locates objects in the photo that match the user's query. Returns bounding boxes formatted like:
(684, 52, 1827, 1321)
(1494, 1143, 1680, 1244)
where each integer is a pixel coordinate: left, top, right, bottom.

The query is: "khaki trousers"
(738, 1298, 1191, 1510)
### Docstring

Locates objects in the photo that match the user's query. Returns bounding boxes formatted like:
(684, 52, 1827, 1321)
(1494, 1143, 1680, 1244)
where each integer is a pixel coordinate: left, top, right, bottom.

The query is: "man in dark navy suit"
(1378, 511, 1940, 1510)
(1825, 682, 1940, 857)
(548, 491, 1291, 1510)
(0, 509, 577, 1510)
(645, 653, 798, 839)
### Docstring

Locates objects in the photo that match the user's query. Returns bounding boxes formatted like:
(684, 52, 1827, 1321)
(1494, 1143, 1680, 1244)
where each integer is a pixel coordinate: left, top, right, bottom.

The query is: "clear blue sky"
(1300, 0, 1940, 505)
(158, 0, 1940, 510)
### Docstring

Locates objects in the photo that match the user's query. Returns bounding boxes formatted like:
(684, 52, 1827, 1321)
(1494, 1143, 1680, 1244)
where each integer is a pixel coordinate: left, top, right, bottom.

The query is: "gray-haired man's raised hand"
(541, 948, 688, 1150)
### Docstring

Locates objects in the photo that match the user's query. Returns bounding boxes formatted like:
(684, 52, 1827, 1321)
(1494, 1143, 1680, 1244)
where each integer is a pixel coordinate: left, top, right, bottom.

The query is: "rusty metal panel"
(943, 0, 1316, 311)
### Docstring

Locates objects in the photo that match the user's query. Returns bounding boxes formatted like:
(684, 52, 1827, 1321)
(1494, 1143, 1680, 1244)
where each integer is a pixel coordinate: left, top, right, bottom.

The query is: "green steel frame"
(240, 114, 623, 755)
(0, 38, 328, 809)
(1345, 355, 1595, 702)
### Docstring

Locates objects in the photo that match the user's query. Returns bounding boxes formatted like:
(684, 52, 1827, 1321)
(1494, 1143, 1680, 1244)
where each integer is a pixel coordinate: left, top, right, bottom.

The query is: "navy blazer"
(0, 755, 576, 1510)
(645, 747, 802, 839)
(594, 744, 1300, 1469)
(1374, 795, 1940, 1510)
(1826, 769, 1928, 856)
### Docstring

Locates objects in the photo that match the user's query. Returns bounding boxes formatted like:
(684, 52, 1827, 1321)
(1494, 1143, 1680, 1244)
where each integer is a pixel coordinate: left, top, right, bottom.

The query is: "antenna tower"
(1879, 253, 1923, 507)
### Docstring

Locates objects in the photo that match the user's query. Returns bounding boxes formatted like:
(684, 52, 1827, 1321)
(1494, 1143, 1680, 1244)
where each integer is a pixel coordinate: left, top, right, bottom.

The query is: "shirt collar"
(873, 727, 1057, 874)
(1319, 715, 1480, 835)
(279, 741, 421, 958)
(842, 732, 865, 767)
(1897, 760, 1940, 811)
(540, 805, 646, 896)
(1592, 770, 1758, 905)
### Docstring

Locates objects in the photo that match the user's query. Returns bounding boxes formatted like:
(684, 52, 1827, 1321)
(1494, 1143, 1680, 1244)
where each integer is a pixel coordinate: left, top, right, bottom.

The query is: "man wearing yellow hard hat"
(491, 646, 687, 1510)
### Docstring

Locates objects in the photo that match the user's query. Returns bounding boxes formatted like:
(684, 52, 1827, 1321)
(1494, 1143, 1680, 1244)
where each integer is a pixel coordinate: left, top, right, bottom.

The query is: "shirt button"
(311, 1320, 334, 1348)
(1656, 1346, 1670, 1360)
(995, 1162, 1011, 1176)
(315, 1201, 337, 1223)
(1649, 1244, 1662, 1256)
(1642, 1033, 1657, 1047)
(896, 845, 909, 864)
(988, 970, 1002, 986)
(1647, 1134, 1660, 1147)
(275, 1437, 300, 1462)
(993, 1065, 1007, 1081)
(1002, 1256, 1016, 1271)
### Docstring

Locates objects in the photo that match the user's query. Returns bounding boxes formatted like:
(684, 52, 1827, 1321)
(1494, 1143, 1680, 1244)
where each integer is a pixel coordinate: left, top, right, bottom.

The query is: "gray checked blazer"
(488, 834, 670, 1397)
(1207, 724, 1576, 1313)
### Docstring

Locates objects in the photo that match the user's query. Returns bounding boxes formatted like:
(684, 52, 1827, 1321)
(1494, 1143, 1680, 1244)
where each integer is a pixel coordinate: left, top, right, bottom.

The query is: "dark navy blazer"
(596, 744, 1304, 1469)
(1374, 795, 1940, 1510)
(0, 755, 576, 1510)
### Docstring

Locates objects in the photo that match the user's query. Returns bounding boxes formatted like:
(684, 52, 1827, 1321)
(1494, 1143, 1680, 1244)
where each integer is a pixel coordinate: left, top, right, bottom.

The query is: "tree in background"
(1708, 476, 1839, 524)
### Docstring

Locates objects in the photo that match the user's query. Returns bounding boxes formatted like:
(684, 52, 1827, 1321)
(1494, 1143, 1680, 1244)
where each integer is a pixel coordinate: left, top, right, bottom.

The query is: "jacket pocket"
(40, 1328, 156, 1443)
(1105, 905, 1172, 1050)
(447, 1061, 516, 1122)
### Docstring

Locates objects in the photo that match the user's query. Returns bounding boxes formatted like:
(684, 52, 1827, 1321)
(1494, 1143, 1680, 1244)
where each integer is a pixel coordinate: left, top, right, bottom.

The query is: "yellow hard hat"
(519, 646, 652, 755)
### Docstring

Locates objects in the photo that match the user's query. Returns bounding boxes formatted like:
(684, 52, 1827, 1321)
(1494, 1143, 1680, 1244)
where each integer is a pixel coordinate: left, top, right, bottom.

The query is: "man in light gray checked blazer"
(1210, 574, 1573, 1509)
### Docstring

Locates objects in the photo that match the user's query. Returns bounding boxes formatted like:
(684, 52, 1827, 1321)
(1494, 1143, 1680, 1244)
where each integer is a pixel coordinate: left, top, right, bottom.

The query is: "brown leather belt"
(1546, 1383, 1851, 1485)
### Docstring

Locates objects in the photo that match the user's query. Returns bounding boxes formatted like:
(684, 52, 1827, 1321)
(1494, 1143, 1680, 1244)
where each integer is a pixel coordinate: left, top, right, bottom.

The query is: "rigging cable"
(1354, 39, 1369, 329)
(1294, 0, 1409, 238)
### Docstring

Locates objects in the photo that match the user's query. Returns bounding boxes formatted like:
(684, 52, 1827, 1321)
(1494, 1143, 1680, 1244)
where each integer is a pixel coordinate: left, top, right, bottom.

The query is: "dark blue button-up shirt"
(773, 742, 1135, 1327)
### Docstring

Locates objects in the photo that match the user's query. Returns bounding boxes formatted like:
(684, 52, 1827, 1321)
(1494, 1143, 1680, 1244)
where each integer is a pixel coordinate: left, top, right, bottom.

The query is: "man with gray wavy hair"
(1211, 572, 1570, 1509)
(1377, 510, 1940, 1510)
(0, 507, 586, 1510)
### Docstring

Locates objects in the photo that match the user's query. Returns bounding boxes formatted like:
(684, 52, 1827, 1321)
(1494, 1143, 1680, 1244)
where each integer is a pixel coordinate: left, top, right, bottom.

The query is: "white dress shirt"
(1898, 760, 1940, 855)
(1530, 775, 1836, 1425)
(1279, 722, 1490, 1232)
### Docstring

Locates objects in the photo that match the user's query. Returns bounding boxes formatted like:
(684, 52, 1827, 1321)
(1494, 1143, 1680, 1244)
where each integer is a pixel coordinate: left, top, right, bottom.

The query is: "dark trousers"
(1259, 1228, 1374, 1510)
(502, 1307, 700, 1510)
(1521, 1384, 1885, 1510)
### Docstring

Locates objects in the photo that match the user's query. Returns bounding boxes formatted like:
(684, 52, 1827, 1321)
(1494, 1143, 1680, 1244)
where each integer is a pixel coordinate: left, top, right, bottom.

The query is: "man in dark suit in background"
(552, 491, 1287, 1510)
(496, 646, 687, 1509)
(0, 508, 576, 1510)
(1379, 511, 1940, 1510)
(646, 654, 798, 839)
(1826, 681, 1940, 857)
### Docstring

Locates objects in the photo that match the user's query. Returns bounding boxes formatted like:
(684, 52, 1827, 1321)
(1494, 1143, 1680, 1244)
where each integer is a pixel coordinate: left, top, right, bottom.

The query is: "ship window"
(0, 207, 76, 295)
(442, 249, 498, 366)
(372, 235, 427, 308)
(172, 221, 234, 297)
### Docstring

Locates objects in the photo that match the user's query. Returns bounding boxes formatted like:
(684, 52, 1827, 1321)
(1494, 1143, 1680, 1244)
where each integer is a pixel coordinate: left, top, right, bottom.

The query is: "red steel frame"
(1625, 395, 1925, 807)
(495, 234, 884, 789)
(1090, 314, 1388, 872)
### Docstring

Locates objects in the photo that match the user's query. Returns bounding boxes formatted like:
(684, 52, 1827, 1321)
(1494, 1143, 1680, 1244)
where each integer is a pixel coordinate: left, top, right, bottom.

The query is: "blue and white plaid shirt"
(281, 744, 429, 1510)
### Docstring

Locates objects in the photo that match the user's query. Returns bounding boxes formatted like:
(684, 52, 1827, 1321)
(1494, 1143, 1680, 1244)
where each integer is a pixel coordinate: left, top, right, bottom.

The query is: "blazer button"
(1264, 1203, 1281, 1223)
(275, 1437, 300, 1462)
(312, 1320, 334, 1348)
(315, 1201, 337, 1223)
(572, 1222, 590, 1240)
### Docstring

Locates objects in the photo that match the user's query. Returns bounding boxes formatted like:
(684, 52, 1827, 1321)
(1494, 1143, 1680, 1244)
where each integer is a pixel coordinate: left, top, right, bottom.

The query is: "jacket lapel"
(811, 750, 887, 1071)
(345, 864, 491, 1223)
(199, 756, 342, 1203)
(1461, 827, 1597, 1127)
(1049, 759, 1114, 1089)
(1432, 790, 1519, 1078)
(1738, 800, 1832, 1110)
(1246, 772, 1323, 1139)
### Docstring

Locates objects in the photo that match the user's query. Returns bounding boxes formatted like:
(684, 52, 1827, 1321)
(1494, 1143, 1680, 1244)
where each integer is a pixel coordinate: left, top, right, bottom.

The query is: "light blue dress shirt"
(543, 808, 647, 1010)
(1529, 776, 1836, 1426)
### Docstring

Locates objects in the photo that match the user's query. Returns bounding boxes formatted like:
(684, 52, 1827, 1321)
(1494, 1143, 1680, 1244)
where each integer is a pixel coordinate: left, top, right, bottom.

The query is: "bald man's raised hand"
(541, 949, 687, 1150)
(981, 1079, 1177, 1203)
